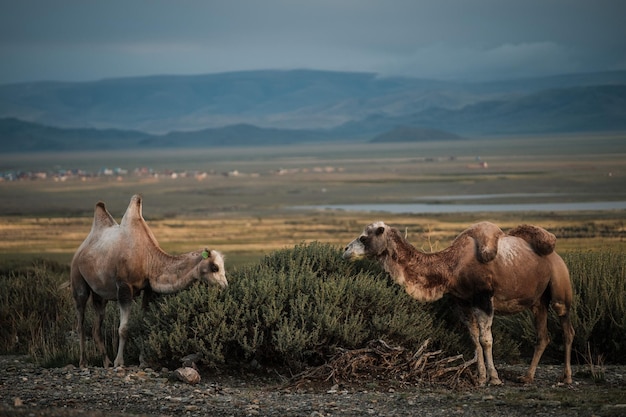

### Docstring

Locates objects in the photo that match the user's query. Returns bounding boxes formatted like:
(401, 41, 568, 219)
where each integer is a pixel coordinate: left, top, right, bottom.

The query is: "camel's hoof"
(517, 375, 534, 384)
(489, 378, 504, 386)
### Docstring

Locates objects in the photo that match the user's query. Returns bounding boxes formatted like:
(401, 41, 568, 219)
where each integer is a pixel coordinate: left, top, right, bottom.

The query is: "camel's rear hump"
(508, 224, 556, 256)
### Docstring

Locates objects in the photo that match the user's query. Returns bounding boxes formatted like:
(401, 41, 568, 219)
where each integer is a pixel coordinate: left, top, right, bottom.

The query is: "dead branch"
(286, 339, 476, 390)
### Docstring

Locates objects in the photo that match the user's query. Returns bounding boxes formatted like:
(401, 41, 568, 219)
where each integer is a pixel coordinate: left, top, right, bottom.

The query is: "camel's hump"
(92, 201, 118, 230)
(508, 224, 556, 256)
(120, 194, 144, 226)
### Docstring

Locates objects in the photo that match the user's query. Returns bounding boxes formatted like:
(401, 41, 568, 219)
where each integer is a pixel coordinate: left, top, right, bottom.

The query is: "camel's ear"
(376, 226, 385, 236)
(202, 248, 210, 259)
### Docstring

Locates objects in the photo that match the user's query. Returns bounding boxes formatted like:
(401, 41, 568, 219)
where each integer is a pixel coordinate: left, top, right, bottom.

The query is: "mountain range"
(1, 69, 625, 151)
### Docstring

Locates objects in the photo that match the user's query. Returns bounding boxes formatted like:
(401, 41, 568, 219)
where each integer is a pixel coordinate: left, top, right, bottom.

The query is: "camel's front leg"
(75, 299, 88, 368)
(92, 294, 112, 368)
(461, 307, 487, 385)
(114, 282, 133, 368)
(475, 308, 502, 385)
(71, 275, 91, 368)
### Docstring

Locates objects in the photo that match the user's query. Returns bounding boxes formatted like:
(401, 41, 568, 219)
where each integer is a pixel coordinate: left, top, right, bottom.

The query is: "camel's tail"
(508, 224, 556, 256)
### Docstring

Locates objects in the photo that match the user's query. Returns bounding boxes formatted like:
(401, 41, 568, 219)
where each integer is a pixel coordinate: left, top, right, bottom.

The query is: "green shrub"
(2, 247, 625, 372)
(138, 242, 461, 370)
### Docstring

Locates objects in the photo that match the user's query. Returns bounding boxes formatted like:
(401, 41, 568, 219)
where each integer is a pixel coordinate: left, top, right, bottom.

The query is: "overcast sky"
(1, 0, 625, 84)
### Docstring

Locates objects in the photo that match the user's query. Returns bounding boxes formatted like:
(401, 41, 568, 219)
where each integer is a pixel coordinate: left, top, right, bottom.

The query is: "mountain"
(0, 118, 331, 152)
(370, 126, 464, 143)
(2, 69, 625, 134)
(0, 70, 456, 133)
(1, 70, 626, 152)
(335, 85, 626, 136)
(141, 123, 328, 147)
(0, 117, 151, 152)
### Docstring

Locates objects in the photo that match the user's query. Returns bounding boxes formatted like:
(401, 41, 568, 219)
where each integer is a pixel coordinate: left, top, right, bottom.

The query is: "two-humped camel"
(343, 221, 574, 385)
(70, 194, 228, 368)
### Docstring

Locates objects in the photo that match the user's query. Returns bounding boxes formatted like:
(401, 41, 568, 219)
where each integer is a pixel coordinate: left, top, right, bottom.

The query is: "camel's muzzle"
(343, 239, 366, 261)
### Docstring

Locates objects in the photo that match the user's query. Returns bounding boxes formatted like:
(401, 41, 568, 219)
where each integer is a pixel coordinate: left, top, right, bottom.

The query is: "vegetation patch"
(1, 245, 625, 384)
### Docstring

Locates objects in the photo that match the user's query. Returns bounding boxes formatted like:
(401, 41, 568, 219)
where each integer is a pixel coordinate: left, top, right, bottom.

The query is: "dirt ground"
(1, 355, 626, 417)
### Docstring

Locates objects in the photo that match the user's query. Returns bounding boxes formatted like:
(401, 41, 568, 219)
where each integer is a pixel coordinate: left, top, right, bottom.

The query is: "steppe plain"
(1, 134, 626, 416)
(0, 134, 624, 266)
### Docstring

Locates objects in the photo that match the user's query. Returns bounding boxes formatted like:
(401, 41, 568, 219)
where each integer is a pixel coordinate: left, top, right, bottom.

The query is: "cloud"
(0, 0, 625, 83)
(379, 42, 580, 80)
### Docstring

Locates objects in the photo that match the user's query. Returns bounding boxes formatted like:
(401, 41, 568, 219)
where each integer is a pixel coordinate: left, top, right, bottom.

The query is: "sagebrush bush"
(2, 246, 625, 372)
(138, 242, 461, 370)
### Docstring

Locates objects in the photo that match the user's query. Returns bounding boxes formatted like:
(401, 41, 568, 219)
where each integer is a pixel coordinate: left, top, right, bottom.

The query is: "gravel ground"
(1, 355, 626, 417)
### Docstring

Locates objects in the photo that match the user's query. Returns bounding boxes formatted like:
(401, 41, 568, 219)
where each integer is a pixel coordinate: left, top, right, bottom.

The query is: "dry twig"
(287, 339, 477, 390)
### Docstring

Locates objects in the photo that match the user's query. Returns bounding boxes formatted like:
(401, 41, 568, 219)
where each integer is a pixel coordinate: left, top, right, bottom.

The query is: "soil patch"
(2, 355, 626, 417)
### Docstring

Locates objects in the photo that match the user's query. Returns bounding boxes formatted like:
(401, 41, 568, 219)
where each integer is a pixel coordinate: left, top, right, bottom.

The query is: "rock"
(174, 367, 201, 385)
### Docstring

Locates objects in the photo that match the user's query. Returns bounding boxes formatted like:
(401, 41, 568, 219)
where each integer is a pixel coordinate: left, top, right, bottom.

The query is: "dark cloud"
(1, 0, 625, 83)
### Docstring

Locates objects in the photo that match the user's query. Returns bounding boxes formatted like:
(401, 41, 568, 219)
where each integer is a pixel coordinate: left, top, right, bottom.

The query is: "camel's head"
(343, 221, 390, 261)
(198, 248, 228, 289)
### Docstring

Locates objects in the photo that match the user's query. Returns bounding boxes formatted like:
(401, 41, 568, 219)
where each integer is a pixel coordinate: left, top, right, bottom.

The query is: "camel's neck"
(146, 251, 200, 294)
(378, 230, 451, 303)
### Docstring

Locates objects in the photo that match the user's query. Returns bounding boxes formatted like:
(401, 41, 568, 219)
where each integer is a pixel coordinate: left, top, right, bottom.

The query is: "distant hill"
(370, 126, 464, 143)
(1, 70, 626, 152)
(141, 123, 328, 147)
(1, 69, 625, 134)
(0, 117, 150, 152)
(336, 85, 626, 136)
(0, 118, 331, 152)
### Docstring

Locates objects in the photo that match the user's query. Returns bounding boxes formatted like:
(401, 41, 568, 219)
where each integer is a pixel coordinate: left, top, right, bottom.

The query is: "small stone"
(174, 367, 201, 385)
(13, 397, 23, 407)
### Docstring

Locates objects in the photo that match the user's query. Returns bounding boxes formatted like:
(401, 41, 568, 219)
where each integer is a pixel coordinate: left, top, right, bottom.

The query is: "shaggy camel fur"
(70, 194, 228, 368)
(343, 221, 574, 385)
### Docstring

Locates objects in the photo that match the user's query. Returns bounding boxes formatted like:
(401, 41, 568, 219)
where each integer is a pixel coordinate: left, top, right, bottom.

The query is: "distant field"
(0, 134, 624, 267)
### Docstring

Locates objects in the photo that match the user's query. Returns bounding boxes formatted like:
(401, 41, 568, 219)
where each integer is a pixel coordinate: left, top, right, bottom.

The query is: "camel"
(70, 194, 228, 368)
(343, 221, 574, 386)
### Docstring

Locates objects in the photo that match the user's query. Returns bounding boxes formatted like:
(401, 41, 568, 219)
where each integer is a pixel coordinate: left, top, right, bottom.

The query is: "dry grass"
(1, 211, 624, 268)
(1, 136, 624, 267)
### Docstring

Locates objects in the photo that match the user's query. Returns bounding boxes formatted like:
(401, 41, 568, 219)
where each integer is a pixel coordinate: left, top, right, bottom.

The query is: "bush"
(2, 246, 625, 372)
(138, 242, 461, 370)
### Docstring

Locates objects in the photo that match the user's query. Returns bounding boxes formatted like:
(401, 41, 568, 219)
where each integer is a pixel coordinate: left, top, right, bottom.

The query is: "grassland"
(2, 134, 626, 417)
(0, 133, 625, 267)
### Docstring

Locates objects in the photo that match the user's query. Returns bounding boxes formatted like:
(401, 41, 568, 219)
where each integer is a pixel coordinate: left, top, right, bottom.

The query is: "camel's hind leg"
(557, 311, 574, 384)
(520, 297, 551, 384)
(91, 293, 112, 368)
(549, 254, 575, 384)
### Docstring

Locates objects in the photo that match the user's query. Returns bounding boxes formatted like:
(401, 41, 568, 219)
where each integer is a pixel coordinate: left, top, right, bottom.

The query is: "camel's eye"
(359, 236, 367, 244)
(210, 264, 220, 273)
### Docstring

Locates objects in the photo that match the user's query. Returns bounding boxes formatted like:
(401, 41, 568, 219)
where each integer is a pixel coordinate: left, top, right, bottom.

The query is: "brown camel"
(343, 221, 574, 386)
(70, 194, 228, 368)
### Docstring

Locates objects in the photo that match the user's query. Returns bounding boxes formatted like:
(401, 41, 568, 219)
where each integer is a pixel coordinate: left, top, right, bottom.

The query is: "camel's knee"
(118, 325, 129, 340)
(535, 328, 550, 346)
(551, 301, 569, 317)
